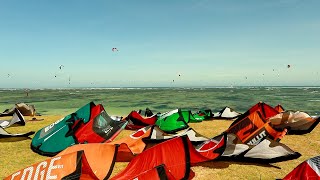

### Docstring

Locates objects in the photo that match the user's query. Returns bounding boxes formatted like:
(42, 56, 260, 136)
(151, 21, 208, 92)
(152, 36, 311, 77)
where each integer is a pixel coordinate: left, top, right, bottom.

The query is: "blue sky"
(0, 0, 319, 88)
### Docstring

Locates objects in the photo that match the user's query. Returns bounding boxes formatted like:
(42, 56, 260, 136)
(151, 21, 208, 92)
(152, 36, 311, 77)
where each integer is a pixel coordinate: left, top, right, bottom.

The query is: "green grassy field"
(1, 115, 319, 179)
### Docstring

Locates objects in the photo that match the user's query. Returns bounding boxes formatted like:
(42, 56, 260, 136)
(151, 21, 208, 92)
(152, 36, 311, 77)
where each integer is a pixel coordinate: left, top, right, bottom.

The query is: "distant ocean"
(0, 87, 320, 116)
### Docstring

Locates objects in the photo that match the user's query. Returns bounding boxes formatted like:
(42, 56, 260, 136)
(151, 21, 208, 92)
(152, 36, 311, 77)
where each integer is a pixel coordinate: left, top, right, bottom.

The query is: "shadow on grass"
(0, 136, 32, 142)
(197, 160, 281, 169)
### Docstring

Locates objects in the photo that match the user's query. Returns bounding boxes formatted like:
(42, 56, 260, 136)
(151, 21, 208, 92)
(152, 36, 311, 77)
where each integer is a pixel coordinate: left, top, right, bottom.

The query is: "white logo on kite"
(10, 156, 63, 180)
(102, 125, 113, 134)
(44, 118, 64, 133)
(247, 130, 267, 145)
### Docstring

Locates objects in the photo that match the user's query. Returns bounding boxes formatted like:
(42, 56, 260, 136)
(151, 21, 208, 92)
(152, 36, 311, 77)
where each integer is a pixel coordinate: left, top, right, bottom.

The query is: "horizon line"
(1, 85, 320, 90)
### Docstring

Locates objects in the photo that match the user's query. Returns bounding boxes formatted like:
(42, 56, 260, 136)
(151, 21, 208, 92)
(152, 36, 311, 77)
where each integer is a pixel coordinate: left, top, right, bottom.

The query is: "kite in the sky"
(287, 64, 291, 68)
(59, 65, 64, 70)
(112, 48, 118, 52)
(172, 73, 182, 83)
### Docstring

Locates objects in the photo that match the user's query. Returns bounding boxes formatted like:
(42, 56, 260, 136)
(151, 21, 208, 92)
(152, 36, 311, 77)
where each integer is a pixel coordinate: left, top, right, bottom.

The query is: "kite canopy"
(196, 133, 227, 160)
(31, 102, 127, 156)
(111, 126, 153, 160)
(220, 133, 301, 163)
(226, 111, 287, 145)
(274, 104, 285, 113)
(124, 110, 157, 130)
(269, 111, 320, 134)
(5, 150, 100, 180)
(213, 106, 242, 120)
(193, 109, 213, 121)
(111, 136, 212, 180)
(136, 108, 155, 117)
(283, 155, 320, 180)
(146, 126, 209, 145)
(0, 109, 25, 128)
(155, 109, 202, 133)
(56, 126, 152, 166)
(9, 136, 219, 180)
(6, 120, 304, 179)
(181, 110, 202, 123)
(234, 102, 279, 121)
(155, 109, 189, 133)
(31, 102, 94, 156)
(129, 164, 176, 180)
(74, 104, 128, 144)
(57, 144, 119, 179)
(0, 103, 36, 117)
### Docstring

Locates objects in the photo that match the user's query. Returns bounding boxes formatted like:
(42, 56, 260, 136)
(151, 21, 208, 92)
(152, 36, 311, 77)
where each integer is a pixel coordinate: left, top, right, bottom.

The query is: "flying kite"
(287, 64, 291, 68)
(112, 48, 118, 52)
(59, 65, 64, 70)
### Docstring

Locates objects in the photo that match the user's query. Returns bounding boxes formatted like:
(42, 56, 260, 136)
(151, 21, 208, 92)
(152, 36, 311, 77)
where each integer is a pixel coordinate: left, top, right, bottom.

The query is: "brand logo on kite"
(44, 118, 64, 133)
(247, 130, 266, 145)
(10, 156, 63, 180)
(102, 125, 113, 134)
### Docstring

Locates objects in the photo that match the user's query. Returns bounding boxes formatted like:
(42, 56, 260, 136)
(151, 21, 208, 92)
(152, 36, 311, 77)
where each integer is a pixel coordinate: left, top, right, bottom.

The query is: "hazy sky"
(1, 0, 319, 88)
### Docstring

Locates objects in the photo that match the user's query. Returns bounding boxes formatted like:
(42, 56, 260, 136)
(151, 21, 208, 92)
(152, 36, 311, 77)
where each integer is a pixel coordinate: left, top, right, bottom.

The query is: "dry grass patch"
(0, 115, 63, 179)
